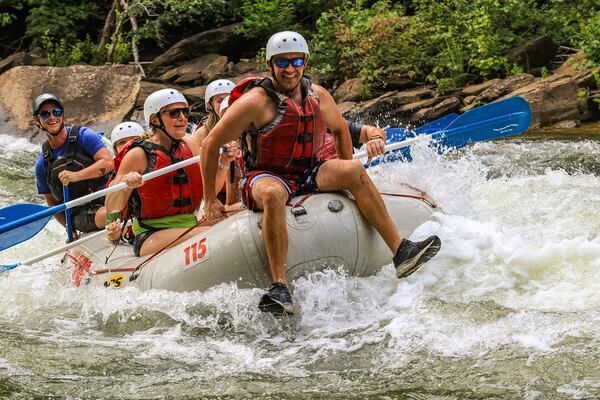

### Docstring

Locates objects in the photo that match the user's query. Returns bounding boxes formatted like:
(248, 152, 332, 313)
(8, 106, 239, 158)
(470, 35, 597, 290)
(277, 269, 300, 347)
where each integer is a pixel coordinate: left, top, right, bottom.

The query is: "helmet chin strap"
(37, 117, 64, 137)
(153, 114, 179, 145)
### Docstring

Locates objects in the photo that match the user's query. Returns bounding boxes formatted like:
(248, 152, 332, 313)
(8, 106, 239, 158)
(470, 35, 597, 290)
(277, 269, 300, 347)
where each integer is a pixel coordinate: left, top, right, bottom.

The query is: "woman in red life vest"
(192, 79, 243, 206)
(104, 88, 236, 257)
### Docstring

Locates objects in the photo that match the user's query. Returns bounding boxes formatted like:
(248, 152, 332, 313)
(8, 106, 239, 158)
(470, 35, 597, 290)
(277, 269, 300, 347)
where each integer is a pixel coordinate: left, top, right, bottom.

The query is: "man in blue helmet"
(32, 93, 113, 237)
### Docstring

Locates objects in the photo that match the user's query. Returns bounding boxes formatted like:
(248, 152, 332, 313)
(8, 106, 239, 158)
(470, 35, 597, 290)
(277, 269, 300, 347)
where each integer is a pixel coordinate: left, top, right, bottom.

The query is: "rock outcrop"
(0, 65, 141, 142)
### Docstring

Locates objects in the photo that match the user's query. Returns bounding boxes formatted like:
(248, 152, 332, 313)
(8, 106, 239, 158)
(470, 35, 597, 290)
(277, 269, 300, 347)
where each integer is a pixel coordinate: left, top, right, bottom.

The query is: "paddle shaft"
(0, 155, 201, 235)
(21, 229, 106, 267)
(63, 186, 74, 242)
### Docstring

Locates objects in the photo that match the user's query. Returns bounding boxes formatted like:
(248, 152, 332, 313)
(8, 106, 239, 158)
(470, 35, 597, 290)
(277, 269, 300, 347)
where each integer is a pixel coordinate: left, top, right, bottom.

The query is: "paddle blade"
(0, 263, 20, 272)
(385, 113, 460, 143)
(433, 96, 532, 148)
(0, 204, 53, 251)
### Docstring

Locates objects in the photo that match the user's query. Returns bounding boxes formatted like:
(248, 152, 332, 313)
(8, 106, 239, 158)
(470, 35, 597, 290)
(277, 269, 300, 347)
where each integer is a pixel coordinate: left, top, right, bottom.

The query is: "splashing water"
(1, 132, 600, 399)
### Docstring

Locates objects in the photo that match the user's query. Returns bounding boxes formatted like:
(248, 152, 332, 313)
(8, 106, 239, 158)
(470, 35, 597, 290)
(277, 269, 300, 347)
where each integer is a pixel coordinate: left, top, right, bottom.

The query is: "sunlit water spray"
(1, 133, 600, 399)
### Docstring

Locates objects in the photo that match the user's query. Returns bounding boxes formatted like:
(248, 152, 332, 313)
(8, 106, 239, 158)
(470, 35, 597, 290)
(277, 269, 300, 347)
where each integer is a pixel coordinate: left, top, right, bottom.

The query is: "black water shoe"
(393, 236, 441, 278)
(259, 282, 295, 315)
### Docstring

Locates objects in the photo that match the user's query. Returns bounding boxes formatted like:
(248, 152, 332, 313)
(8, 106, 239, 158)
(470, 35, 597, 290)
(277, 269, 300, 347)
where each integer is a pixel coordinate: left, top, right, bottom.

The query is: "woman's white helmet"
(143, 88, 188, 127)
(205, 79, 234, 109)
(219, 96, 230, 116)
(111, 121, 144, 145)
(265, 31, 309, 60)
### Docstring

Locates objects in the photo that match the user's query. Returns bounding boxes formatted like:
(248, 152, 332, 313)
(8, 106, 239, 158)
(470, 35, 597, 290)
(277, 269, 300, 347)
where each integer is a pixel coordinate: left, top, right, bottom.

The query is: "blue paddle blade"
(369, 97, 531, 167)
(432, 96, 532, 148)
(415, 113, 459, 134)
(0, 263, 20, 272)
(385, 113, 460, 143)
(0, 203, 55, 251)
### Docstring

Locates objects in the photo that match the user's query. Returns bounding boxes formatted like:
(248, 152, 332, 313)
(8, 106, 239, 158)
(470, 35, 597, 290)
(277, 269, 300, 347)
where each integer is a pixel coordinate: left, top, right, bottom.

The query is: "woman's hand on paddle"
(106, 218, 121, 242)
(123, 172, 143, 188)
(204, 198, 225, 224)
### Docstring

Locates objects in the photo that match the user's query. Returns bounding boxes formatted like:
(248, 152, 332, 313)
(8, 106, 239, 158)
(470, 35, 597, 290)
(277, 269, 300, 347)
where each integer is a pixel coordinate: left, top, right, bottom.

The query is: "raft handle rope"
(128, 218, 205, 282)
(379, 191, 437, 209)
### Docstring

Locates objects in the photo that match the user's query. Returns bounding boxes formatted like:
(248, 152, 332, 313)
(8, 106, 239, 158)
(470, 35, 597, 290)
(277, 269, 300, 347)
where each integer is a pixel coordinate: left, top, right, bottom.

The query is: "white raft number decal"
(182, 237, 210, 270)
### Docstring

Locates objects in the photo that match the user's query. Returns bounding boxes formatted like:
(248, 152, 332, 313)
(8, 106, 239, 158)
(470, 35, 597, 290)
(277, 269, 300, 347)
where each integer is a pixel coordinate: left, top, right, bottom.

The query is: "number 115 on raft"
(182, 237, 210, 269)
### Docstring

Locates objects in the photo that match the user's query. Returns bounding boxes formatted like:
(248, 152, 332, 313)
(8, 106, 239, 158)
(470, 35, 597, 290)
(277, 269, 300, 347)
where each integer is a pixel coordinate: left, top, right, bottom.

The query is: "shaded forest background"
(1, 0, 599, 95)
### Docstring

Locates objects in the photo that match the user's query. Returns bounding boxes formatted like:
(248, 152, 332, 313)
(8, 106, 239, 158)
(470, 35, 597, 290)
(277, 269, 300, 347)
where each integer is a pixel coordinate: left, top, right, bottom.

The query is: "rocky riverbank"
(1, 23, 599, 143)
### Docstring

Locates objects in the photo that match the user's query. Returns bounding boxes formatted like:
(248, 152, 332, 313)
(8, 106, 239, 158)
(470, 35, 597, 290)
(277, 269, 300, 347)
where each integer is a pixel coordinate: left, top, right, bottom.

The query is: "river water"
(1, 125, 599, 399)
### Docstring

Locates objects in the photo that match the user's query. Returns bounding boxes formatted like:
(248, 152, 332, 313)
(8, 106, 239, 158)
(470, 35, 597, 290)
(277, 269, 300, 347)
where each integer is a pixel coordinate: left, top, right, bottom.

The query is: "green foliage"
(311, 1, 438, 94)
(109, 34, 133, 64)
(578, 13, 600, 65)
(43, 34, 99, 67)
(129, 0, 240, 45)
(435, 77, 456, 94)
(0, 0, 24, 27)
(235, 0, 301, 40)
(25, 0, 101, 47)
(235, 0, 336, 41)
(540, 67, 550, 79)
(254, 47, 267, 71)
(593, 70, 600, 88)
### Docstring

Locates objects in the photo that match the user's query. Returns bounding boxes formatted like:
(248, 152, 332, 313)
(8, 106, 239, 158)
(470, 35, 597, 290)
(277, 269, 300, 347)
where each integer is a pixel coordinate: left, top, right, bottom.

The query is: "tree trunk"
(120, 0, 145, 76)
(98, 0, 118, 53)
(106, 1, 124, 62)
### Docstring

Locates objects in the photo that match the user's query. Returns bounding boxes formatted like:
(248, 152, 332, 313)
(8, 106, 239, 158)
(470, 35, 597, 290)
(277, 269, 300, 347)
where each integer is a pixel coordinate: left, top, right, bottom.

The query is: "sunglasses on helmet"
(38, 107, 63, 120)
(272, 57, 305, 68)
(162, 107, 190, 119)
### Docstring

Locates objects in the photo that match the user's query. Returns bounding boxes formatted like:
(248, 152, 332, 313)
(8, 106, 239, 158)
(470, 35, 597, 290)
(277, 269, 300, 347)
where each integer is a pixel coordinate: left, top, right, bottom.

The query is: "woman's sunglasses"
(162, 107, 190, 119)
(272, 57, 305, 68)
(38, 107, 63, 120)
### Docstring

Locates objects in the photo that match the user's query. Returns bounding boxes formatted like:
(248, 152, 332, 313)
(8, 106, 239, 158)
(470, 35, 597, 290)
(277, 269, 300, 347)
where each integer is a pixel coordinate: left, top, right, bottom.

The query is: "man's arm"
(360, 124, 387, 163)
(58, 129, 114, 184)
(313, 85, 353, 160)
(360, 124, 387, 144)
(182, 135, 229, 197)
(202, 89, 271, 204)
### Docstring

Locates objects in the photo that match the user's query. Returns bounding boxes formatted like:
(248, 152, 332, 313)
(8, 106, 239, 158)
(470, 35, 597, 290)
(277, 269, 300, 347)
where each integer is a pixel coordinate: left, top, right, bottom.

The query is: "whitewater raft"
(63, 185, 438, 290)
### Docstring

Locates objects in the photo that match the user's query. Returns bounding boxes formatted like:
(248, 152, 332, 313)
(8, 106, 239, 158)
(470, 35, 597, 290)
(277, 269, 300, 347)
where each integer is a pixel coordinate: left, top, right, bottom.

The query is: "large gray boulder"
(0, 65, 141, 142)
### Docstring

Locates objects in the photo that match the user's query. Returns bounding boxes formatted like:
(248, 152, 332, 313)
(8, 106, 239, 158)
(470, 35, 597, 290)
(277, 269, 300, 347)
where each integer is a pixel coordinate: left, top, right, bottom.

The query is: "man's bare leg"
(248, 176, 294, 314)
(317, 159, 401, 251)
(317, 159, 441, 277)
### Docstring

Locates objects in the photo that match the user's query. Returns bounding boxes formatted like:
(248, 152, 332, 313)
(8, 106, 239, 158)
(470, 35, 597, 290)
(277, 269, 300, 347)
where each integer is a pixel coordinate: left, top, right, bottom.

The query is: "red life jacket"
(229, 76, 327, 177)
(321, 131, 338, 160)
(113, 138, 203, 221)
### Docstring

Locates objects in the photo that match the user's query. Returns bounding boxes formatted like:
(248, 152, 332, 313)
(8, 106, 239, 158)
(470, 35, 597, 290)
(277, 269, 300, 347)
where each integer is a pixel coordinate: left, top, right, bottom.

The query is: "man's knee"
(253, 181, 288, 209)
(331, 159, 366, 185)
(259, 184, 288, 208)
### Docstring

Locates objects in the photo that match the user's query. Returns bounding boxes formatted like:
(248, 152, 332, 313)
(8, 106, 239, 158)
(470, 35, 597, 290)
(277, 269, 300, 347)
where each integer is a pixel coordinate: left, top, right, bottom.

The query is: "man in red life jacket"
(201, 31, 441, 315)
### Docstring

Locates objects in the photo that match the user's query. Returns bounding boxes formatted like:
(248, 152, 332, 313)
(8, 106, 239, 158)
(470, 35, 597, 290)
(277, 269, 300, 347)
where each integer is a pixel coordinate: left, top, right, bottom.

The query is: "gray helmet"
(33, 93, 63, 115)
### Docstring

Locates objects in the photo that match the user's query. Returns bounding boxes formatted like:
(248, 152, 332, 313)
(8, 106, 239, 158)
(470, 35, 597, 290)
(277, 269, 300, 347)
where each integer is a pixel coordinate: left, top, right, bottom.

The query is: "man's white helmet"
(219, 96, 230, 116)
(111, 121, 145, 145)
(205, 79, 234, 109)
(265, 31, 309, 60)
(144, 88, 188, 127)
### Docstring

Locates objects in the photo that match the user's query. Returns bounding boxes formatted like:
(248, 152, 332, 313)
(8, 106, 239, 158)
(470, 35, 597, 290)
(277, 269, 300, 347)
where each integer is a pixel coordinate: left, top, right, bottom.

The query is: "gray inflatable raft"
(63, 186, 438, 291)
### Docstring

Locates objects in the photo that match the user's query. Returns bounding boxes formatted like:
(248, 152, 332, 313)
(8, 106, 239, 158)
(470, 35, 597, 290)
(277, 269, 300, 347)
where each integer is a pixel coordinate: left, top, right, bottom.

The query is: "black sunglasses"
(162, 107, 190, 119)
(273, 57, 305, 68)
(39, 107, 63, 120)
